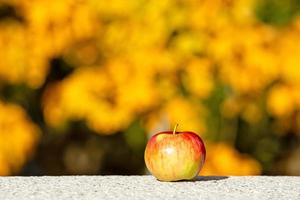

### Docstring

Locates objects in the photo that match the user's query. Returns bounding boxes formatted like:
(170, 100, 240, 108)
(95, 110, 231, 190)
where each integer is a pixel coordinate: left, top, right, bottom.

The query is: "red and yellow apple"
(144, 124, 206, 181)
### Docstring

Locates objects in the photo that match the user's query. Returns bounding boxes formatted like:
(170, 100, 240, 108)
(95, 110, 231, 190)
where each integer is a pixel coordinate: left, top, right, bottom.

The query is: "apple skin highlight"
(144, 131, 206, 181)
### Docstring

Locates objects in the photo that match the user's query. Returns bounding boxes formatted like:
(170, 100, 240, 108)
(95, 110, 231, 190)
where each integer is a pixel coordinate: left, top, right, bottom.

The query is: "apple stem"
(173, 124, 179, 135)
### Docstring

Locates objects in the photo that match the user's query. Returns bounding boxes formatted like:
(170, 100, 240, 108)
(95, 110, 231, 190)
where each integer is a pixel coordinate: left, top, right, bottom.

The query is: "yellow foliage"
(0, 101, 39, 175)
(182, 58, 214, 99)
(267, 85, 295, 117)
(144, 97, 206, 135)
(201, 143, 261, 176)
(1, 0, 300, 175)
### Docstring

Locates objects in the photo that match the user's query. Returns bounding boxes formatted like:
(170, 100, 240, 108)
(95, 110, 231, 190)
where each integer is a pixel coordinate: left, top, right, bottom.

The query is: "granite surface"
(0, 176, 299, 200)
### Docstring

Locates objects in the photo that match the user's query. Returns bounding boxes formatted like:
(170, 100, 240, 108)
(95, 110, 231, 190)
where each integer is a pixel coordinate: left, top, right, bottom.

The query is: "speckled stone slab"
(0, 176, 299, 200)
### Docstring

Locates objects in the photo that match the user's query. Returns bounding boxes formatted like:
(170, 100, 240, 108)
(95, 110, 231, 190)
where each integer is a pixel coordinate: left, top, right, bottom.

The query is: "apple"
(144, 124, 206, 181)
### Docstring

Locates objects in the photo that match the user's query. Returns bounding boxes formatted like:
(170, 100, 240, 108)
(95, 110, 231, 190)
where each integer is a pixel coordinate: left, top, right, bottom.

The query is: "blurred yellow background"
(0, 0, 300, 176)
